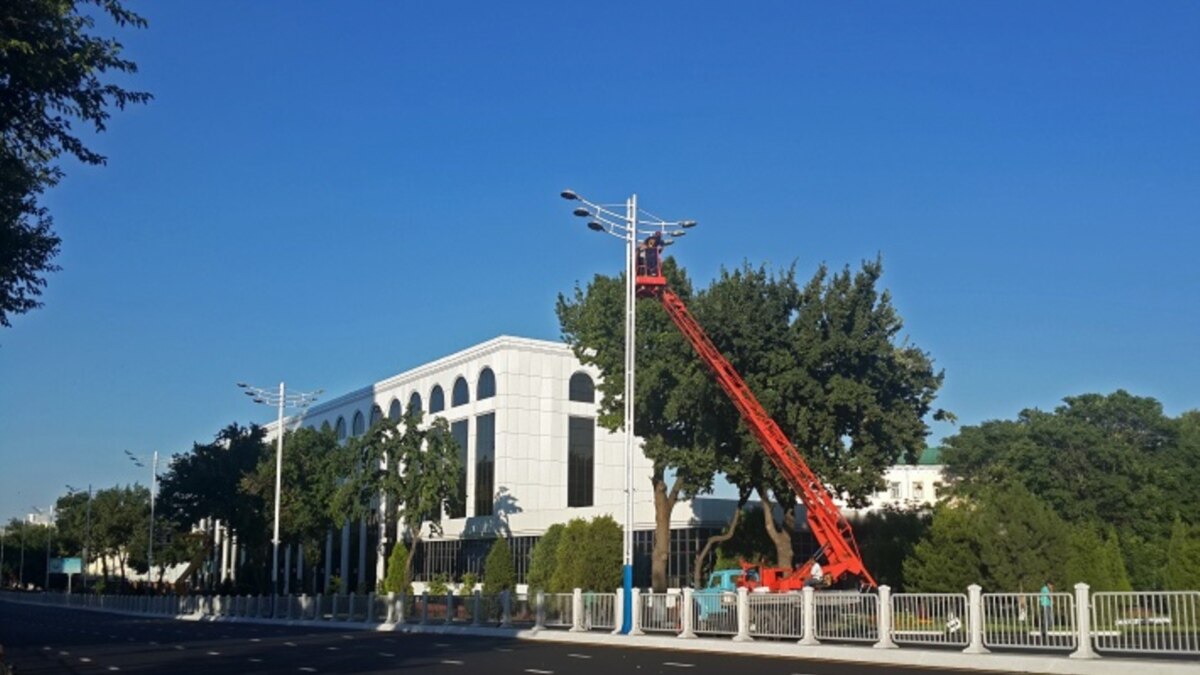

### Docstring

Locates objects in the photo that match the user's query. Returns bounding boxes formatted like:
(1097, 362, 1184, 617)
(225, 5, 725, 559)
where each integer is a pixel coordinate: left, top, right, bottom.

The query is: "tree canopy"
(1, 0, 151, 326)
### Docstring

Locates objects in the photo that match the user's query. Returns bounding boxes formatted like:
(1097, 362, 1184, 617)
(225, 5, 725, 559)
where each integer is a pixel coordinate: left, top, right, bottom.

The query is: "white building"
(245, 335, 942, 592)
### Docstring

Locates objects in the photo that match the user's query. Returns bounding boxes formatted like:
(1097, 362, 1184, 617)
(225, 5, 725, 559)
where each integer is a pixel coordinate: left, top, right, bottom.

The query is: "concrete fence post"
(630, 588, 645, 636)
(386, 592, 396, 624)
(800, 585, 820, 646)
(501, 590, 513, 628)
(964, 584, 990, 654)
(445, 591, 454, 625)
(733, 587, 752, 642)
(611, 587, 624, 635)
(347, 593, 357, 622)
(367, 592, 377, 623)
(534, 591, 545, 631)
(872, 585, 897, 649)
(570, 588, 585, 632)
(299, 594, 308, 621)
(420, 591, 429, 625)
(472, 590, 482, 626)
(679, 587, 697, 639)
(331, 593, 340, 622)
(1070, 582, 1098, 660)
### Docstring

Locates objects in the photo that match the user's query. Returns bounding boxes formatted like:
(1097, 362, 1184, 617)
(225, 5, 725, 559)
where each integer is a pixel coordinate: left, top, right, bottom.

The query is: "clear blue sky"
(2, 1, 1197, 522)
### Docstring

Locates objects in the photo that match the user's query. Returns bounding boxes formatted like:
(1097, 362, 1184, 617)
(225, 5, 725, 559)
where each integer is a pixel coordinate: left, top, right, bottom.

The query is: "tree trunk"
(693, 502, 745, 588)
(651, 471, 682, 592)
(404, 528, 420, 590)
(757, 486, 794, 570)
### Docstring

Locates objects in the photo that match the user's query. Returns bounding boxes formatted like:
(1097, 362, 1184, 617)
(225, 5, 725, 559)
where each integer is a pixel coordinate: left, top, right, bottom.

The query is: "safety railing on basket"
(1091, 591, 1200, 656)
(748, 593, 803, 639)
(981, 592, 1075, 651)
(891, 593, 969, 647)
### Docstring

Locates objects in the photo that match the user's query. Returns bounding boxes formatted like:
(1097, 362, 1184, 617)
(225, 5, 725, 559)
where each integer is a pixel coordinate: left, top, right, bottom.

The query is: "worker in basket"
(639, 231, 663, 276)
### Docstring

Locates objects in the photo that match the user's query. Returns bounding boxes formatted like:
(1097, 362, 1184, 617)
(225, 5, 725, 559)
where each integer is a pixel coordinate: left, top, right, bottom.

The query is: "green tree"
(550, 518, 590, 592)
(579, 515, 622, 592)
(974, 483, 1070, 591)
(1, 0, 152, 327)
(241, 425, 342, 590)
(482, 538, 515, 595)
(558, 259, 718, 591)
(157, 423, 269, 588)
(380, 540, 411, 594)
(903, 504, 983, 592)
(1163, 516, 1200, 590)
(333, 405, 462, 590)
(526, 523, 563, 593)
(856, 507, 932, 590)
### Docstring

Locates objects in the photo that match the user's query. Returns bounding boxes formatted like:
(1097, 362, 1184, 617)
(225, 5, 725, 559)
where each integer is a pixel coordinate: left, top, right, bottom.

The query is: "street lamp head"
(560, 189, 579, 201)
(680, 220, 698, 228)
(670, 230, 687, 237)
(236, 382, 247, 388)
(572, 207, 590, 217)
(587, 221, 604, 232)
(253, 398, 266, 404)
(662, 240, 675, 247)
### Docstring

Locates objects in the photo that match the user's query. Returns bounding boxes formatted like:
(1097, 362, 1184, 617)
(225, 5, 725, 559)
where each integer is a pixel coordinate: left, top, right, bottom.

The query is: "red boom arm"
(638, 275, 876, 588)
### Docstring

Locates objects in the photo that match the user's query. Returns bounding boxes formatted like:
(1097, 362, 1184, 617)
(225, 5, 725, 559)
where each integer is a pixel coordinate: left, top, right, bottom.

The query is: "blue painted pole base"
(621, 564, 633, 634)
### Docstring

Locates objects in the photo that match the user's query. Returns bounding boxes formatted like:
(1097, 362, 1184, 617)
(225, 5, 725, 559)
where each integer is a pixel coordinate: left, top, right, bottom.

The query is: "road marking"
(149, 640, 158, 645)
(207, 650, 221, 656)
(250, 638, 261, 642)
(285, 641, 298, 647)
(664, 663, 695, 668)
(174, 645, 185, 650)
(342, 634, 354, 640)
(379, 652, 396, 657)
(59, 651, 70, 656)
(441, 660, 464, 665)
(524, 670, 553, 674)
(80, 657, 92, 663)
(326, 646, 340, 651)
(494, 647, 513, 652)
(249, 658, 263, 663)
(435, 642, 450, 647)
(108, 667, 120, 672)
(299, 669, 317, 673)
(42, 647, 51, 651)
(568, 653, 592, 659)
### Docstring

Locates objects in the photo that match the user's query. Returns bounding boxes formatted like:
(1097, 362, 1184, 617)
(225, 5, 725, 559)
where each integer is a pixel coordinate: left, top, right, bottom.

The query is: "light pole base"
(620, 565, 633, 634)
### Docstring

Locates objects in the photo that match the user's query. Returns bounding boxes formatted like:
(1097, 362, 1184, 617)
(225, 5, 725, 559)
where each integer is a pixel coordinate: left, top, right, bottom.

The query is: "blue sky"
(2, 1, 1197, 522)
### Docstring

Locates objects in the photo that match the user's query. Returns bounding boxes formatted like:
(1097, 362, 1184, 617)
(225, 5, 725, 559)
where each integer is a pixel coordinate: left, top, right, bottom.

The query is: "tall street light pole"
(237, 381, 321, 598)
(559, 189, 696, 634)
(66, 484, 92, 592)
(125, 450, 158, 585)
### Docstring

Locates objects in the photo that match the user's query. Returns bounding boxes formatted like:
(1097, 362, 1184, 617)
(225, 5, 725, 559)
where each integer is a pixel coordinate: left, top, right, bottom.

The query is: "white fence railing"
(891, 593, 969, 647)
(816, 591, 878, 642)
(6, 583, 1200, 664)
(982, 592, 1076, 651)
(1091, 591, 1200, 655)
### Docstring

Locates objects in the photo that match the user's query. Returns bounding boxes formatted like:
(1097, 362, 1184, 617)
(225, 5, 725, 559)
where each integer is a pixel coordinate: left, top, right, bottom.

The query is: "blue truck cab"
(694, 568, 745, 620)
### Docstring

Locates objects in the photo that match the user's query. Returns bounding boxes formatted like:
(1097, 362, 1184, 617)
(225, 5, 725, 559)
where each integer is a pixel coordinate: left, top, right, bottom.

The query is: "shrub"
(483, 538, 515, 594)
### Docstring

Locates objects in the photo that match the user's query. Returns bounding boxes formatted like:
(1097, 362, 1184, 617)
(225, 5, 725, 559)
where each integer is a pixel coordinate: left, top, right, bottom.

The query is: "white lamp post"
(237, 381, 321, 598)
(560, 189, 695, 634)
(124, 450, 159, 585)
(66, 484, 92, 592)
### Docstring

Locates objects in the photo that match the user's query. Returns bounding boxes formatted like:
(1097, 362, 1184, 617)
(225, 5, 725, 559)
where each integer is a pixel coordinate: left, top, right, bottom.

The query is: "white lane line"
(174, 645, 185, 650)
(250, 638, 261, 642)
(664, 663, 695, 668)
(326, 646, 340, 651)
(299, 669, 317, 673)
(378, 652, 396, 657)
(80, 657, 92, 663)
(285, 641, 298, 647)
(524, 670, 553, 675)
(568, 653, 592, 659)
(207, 650, 221, 656)
(249, 658, 263, 663)
(441, 660, 464, 665)
(434, 642, 450, 647)
(494, 647, 513, 652)
(108, 667, 121, 672)
(149, 641, 158, 645)
(58, 651, 70, 656)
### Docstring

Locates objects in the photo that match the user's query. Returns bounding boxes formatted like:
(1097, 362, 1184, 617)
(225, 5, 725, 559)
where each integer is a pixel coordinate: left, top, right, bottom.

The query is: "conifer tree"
(483, 537, 515, 594)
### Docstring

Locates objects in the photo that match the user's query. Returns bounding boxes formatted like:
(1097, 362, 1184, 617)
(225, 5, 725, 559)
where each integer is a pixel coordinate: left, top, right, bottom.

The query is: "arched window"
(477, 367, 496, 400)
(569, 372, 595, 403)
(388, 398, 402, 421)
(408, 392, 422, 416)
(429, 385, 445, 413)
(370, 405, 383, 428)
(452, 376, 469, 407)
(352, 411, 365, 436)
(320, 420, 332, 433)
(335, 416, 347, 441)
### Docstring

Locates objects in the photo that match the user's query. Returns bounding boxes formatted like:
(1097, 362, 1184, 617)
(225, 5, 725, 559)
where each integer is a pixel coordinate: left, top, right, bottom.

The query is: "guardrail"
(5, 582, 1199, 663)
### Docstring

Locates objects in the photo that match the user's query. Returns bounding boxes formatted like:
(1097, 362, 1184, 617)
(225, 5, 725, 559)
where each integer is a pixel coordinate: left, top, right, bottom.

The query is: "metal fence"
(816, 591, 878, 642)
(543, 593, 574, 628)
(981, 592, 1075, 651)
(510, 592, 536, 627)
(1092, 591, 1200, 655)
(640, 592, 681, 634)
(891, 593, 969, 647)
(748, 592, 804, 639)
(582, 593, 616, 631)
(694, 591, 739, 636)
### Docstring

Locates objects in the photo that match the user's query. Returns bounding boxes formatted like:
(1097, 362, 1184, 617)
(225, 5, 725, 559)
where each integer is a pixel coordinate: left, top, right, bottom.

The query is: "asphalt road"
(0, 599, 1003, 675)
